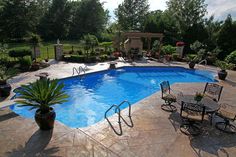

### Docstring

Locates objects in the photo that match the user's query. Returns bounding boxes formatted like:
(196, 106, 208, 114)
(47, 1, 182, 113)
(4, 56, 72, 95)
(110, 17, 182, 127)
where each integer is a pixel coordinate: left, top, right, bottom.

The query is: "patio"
(0, 60, 236, 157)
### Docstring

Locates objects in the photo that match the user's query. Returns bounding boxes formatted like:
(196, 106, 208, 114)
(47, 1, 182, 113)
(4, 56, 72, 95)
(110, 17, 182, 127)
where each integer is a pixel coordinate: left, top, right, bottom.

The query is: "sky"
(101, 0, 236, 21)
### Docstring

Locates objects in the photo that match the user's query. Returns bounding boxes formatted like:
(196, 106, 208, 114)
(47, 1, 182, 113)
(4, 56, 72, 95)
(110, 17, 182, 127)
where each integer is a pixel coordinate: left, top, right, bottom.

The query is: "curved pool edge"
(9, 65, 217, 128)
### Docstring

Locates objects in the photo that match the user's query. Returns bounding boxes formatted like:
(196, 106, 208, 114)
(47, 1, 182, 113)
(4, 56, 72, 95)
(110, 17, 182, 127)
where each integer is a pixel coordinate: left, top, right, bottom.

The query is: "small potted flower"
(215, 60, 234, 80)
(194, 92, 204, 103)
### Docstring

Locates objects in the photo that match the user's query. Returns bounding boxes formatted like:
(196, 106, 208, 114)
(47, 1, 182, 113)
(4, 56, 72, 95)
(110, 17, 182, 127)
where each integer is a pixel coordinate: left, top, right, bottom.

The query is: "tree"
(38, 0, 72, 40)
(143, 10, 179, 44)
(81, 34, 98, 58)
(115, 0, 149, 31)
(204, 16, 222, 51)
(0, 0, 41, 40)
(217, 15, 236, 59)
(167, 0, 207, 40)
(69, 0, 108, 39)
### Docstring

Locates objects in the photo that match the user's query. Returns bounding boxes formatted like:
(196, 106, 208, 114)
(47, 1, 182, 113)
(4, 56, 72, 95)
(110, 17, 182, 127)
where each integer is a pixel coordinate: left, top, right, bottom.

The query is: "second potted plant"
(15, 78, 69, 130)
(216, 60, 234, 80)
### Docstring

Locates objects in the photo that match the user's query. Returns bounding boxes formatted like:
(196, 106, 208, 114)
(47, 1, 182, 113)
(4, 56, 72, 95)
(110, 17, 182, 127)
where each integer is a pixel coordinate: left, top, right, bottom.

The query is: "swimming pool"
(10, 67, 216, 128)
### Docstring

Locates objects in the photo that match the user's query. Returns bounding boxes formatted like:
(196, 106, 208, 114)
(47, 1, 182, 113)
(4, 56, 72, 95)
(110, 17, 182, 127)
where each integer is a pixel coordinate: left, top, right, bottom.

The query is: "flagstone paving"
(0, 60, 236, 157)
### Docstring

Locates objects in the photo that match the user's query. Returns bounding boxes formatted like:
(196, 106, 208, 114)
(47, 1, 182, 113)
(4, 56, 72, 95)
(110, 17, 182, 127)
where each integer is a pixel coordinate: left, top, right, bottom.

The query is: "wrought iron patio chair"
(203, 83, 223, 125)
(180, 101, 206, 136)
(215, 103, 236, 134)
(203, 83, 223, 102)
(160, 81, 177, 112)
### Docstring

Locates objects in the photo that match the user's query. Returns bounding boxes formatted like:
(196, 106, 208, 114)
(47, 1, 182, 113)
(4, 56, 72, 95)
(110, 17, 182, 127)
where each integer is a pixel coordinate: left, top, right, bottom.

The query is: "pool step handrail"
(116, 100, 133, 127)
(197, 59, 207, 68)
(105, 104, 122, 136)
(72, 66, 86, 76)
(105, 100, 133, 136)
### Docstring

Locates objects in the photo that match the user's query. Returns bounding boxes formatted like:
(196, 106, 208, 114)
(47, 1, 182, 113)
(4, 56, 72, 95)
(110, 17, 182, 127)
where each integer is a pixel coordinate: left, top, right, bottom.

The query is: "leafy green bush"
(0, 56, 18, 68)
(161, 45, 176, 55)
(215, 60, 235, 70)
(63, 55, 85, 63)
(225, 50, 236, 64)
(19, 56, 32, 71)
(172, 53, 180, 61)
(86, 56, 97, 63)
(186, 54, 198, 62)
(100, 55, 108, 62)
(0, 65, 19, 82)
(8, 49, 31, 58)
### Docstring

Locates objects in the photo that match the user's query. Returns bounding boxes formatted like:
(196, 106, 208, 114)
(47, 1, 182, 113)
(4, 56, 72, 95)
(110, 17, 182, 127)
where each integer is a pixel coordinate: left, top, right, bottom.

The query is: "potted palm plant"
(15, 78, 68, 130)
(187, 55, 198, 69)
(216, 60, 234, 80)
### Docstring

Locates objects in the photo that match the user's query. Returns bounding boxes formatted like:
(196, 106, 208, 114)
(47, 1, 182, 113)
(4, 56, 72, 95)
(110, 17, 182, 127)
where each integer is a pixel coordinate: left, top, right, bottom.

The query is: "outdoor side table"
(35, 72, 49, 80)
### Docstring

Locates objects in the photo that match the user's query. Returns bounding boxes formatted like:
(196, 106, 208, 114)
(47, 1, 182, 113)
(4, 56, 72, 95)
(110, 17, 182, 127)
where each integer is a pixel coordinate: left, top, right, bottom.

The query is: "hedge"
(8, 49, 31, 58)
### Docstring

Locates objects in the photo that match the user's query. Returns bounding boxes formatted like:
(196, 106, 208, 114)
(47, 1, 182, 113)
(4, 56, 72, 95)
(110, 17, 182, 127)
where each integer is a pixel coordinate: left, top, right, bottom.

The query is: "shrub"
(63, 55, 85, 63)
(215, 60, 234, 70)
(172, 53, 180, 61)
(186, 54, 198, 62)
(0, 56, 18, 68)
(9, 49, 31, 58)
(86, 56, 97, 63)
(19, 56, 32, 71)
(161, 45, 176, 55)
(225, 50, 236, 64)
(100, 55, 108, 62)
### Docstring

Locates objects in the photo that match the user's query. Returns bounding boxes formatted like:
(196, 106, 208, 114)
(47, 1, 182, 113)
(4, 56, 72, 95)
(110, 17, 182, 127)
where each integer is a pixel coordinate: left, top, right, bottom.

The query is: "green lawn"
(6, 41, 84, 60)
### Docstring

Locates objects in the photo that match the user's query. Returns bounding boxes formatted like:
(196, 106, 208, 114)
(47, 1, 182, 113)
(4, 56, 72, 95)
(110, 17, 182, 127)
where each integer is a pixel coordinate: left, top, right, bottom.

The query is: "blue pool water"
(10, 67, 216, 128)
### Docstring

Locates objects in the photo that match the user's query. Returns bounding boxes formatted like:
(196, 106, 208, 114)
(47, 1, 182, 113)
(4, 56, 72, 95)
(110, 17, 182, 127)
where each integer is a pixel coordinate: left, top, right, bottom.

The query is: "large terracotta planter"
(218, 70, 227, 80)
(35, 107, 56, 130)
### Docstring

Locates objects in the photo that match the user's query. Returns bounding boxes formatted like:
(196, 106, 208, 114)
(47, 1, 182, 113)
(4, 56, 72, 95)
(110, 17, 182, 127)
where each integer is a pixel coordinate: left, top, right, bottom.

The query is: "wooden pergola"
(123, 32, 164, 53)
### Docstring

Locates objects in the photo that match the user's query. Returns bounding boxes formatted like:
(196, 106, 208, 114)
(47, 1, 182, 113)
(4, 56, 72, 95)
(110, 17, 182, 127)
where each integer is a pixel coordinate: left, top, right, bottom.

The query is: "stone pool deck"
(0, 59, 236, 157)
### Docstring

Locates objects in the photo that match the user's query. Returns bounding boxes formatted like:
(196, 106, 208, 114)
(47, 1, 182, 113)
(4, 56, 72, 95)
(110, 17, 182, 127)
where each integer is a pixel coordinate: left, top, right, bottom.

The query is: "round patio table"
(177, 95, 220, 113)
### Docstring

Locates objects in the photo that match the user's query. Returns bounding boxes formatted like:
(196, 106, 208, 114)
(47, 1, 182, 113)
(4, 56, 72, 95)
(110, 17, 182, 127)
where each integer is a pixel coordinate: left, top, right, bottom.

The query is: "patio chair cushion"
(217, 108, 236, 120)
(181, 110, 206, 121)
(163, 94, 176, 102)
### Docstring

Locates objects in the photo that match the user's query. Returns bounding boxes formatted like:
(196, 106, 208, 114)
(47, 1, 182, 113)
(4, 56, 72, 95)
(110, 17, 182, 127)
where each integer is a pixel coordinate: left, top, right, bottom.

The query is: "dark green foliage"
(8, 49, 31, 58)
(15, 78, 69, 114)
(0, 0, 41, 40)
(115, 0, 149, 31)
(69, 0, 108, 39)
(29, 34, 42, 46)
(19, 56, 32, 71)
(215, 60, 234, 70)
(63, 55, 85, 63)
(217, 15, 236, 59)
(161, 45, 176, 55)
(167, 0, 207, 37)
(225, 50, 236, 64)
(38, 0, 72, 40)
(0, 65, 19, 81)
(143, 10, 178, 44)
(100, 55, 108, 62)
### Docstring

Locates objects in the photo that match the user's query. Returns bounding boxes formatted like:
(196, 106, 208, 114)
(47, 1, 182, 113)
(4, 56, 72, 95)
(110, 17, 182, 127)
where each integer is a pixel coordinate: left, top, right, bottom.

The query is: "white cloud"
(206, 0, 236, 20)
